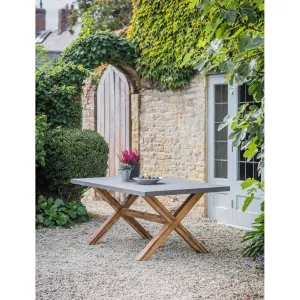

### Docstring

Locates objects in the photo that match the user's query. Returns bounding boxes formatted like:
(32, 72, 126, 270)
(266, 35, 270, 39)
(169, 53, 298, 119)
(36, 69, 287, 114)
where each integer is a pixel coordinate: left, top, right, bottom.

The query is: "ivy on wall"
(36, 31, 137, 128)
(128, 0, 207, 89)
(60, 31, 137, 70)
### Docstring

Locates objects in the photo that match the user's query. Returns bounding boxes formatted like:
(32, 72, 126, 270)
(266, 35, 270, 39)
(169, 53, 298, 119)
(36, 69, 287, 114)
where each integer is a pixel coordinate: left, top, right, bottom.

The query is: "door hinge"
(231, 199, 234, 208)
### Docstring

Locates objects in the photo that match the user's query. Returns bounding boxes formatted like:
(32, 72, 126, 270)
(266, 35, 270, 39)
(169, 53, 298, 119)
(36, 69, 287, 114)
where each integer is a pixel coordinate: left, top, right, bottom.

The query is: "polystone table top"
(71, 176, 230, 197)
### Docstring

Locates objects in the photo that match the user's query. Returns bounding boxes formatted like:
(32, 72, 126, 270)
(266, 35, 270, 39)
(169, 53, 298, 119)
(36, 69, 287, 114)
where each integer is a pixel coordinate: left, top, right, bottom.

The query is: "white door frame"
(207, 75, 235, 225)
(207, 75, 263, 229)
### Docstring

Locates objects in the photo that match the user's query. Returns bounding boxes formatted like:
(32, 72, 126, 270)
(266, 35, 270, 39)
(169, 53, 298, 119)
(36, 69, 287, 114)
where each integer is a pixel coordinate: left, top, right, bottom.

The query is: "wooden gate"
(97, 65, 131, 176)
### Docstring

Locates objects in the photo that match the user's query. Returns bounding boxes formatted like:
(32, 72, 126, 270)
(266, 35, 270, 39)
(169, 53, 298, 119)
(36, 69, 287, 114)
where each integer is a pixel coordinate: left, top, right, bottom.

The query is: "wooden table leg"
(144, 195, 208, 253)
(137, 194, 208, 261)
(97, 189, 152, 240)
(88, 207, 123, 245)
(89, 189, 152, 245)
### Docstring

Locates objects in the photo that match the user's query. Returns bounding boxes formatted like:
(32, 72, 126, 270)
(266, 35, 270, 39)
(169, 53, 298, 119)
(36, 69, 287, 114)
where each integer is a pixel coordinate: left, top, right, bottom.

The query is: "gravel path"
(36, 197, 264, 300)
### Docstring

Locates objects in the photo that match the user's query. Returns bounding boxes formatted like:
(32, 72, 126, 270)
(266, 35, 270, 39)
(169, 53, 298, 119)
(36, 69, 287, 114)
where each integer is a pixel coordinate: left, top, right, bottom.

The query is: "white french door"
(208, 75, 263, 229)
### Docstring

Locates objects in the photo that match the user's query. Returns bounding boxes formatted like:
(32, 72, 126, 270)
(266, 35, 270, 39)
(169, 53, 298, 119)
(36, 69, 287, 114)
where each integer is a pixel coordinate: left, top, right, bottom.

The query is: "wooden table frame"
(89, 188, 209, 261)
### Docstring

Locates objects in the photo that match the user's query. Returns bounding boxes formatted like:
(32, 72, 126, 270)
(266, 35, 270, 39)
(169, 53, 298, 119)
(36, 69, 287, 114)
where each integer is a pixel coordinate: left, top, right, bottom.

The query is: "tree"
(73, 0, 132, 33)
(181, 0, 264, 260)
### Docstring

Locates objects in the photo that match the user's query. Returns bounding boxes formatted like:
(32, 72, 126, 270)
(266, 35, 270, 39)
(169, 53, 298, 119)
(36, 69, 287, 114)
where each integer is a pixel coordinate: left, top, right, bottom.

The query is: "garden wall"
(138, 76, 208, 216)
(82, 72, 208, 217)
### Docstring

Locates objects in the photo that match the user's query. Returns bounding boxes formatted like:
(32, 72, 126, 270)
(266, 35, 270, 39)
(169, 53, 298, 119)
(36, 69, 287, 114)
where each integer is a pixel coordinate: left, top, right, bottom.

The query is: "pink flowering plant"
(118, 148, 140, 165)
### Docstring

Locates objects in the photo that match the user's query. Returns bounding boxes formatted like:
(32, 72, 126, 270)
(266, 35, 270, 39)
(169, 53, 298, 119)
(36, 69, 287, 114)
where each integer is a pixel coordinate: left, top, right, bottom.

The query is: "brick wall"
(36, 8, 46, 33)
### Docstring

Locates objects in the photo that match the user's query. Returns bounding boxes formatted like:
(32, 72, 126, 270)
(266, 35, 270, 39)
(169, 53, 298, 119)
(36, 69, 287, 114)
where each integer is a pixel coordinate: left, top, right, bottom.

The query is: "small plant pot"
(119, 169, 131, 182)
(129, 164, 140, 180)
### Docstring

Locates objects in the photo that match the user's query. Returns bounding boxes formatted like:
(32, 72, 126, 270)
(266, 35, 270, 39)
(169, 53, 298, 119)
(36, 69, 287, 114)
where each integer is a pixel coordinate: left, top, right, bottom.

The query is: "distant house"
(35, 4, 81, 65)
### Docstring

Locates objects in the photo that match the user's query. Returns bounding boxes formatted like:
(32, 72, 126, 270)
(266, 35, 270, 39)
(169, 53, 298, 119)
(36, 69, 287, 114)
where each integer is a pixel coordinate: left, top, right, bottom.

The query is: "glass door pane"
(214, 84, 228, 179)
(237, 84, 261, 181)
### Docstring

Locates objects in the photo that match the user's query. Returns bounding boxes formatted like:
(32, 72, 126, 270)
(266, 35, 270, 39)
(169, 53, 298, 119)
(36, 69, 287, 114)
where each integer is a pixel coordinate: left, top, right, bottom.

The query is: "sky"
(36, 0, 78, 30)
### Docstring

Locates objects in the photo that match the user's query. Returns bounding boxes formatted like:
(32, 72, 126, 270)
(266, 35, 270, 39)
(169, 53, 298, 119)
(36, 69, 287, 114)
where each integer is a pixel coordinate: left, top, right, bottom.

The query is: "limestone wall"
(82, 72, 208, 217)
(138, 77, 208, 216)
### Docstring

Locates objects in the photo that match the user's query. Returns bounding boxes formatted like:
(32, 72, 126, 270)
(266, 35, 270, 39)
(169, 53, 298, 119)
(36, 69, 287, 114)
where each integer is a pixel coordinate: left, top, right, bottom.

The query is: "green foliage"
(241, 179, 264, 212)
(67, 6, 80, 35)
(128, 0, 208, 89)
(219, 98, 264, 175)
(60, 31, 137, 69)
(35, 114, 50, 167)
(80, 10, 98, 37)
(76, 0, 132, 32)
(119, 163, 132, 170)
(183, 0, 264, 172)
(36, 31, 137, 129)
(241, 179, 264, 259)
(36, 45, 49, 67)
(36, 128, 109, 202)
(179, 0, 264, 260)
(36, 62, 89, 128)
(242, 202, 264, 259)
(36, 195, 90, 228)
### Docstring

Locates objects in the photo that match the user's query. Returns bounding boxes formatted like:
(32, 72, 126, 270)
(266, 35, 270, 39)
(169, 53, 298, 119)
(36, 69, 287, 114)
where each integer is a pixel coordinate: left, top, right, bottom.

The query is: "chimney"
(36, 7, 46, 33)
(58, 4, 72, 34)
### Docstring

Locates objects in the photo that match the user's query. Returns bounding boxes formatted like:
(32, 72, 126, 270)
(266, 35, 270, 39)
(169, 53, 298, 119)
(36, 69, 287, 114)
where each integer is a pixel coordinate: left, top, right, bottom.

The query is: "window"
(237, 85, 261, 181)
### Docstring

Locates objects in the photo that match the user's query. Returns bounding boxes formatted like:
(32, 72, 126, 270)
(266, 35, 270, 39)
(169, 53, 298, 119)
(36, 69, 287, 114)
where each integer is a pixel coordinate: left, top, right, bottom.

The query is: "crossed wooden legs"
(89, 188, 208, 260)
(138, 194, 209, 260)
(89, 189, 152, 244)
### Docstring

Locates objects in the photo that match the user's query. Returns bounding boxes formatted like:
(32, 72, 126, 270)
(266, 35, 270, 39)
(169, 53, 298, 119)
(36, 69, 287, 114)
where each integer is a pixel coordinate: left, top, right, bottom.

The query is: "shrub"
(36, 114, 50, 167)
(36, 128, 109, 201)
(36, 62, 90, 129)
(242, 202, 264, 259)
(241, 179, 264, 260)
(36, 195, 90, 228)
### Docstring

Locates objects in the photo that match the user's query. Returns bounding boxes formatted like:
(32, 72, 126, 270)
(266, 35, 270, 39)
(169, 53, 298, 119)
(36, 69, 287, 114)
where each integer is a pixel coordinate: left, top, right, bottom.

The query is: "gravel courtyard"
(36, 197, 264, 300)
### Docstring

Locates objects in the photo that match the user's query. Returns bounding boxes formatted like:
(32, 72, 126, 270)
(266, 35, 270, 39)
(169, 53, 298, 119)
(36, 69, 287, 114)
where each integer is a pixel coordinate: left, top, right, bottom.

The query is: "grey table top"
(71, 176, 230, 196)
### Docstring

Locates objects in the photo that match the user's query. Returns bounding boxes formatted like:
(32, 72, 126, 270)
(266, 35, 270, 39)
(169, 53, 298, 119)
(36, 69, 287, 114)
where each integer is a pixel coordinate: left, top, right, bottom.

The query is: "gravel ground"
(36, 197, 264, 300)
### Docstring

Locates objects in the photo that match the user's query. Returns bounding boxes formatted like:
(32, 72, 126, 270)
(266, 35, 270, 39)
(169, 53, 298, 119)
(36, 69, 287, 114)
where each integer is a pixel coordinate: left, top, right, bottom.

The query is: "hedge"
(36, 128, 109, 201)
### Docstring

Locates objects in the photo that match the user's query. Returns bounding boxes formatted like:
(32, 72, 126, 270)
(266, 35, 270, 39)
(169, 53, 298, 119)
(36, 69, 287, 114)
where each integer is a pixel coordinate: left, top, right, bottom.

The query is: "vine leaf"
(240, 2, 257, 23)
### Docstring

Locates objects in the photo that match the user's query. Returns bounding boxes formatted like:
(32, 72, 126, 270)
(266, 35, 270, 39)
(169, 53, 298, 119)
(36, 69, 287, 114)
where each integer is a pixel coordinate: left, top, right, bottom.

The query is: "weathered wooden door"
(97, 65, 130, 176)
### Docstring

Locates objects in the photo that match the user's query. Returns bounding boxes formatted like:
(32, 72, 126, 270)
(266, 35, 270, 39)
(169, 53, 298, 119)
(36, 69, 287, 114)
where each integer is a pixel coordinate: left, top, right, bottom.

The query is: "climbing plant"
(60, 31, 137, 70)
(181, 0, 264, 260)
(128, 0, 209, 89)
(182, 0, 264, 172)
(36, 31, 137, 128)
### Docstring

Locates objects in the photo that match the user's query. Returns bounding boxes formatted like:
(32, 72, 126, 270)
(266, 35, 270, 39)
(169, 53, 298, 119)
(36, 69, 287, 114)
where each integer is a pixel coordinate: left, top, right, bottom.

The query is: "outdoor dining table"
(71, 176, 230, 261)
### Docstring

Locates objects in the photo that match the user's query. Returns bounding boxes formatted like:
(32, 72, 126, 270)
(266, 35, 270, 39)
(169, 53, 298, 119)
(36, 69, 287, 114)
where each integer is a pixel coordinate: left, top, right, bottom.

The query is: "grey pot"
(129, 164, 140, 180)
(119, 169, 131, 182)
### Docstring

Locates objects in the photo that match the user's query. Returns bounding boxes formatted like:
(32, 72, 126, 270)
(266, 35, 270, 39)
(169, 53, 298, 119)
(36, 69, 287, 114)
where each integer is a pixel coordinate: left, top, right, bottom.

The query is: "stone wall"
(82, 77, 97, 131)
(81, 70, 208, 217)
(131, 94, 140, 151)
(138, 76, 208, 216)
